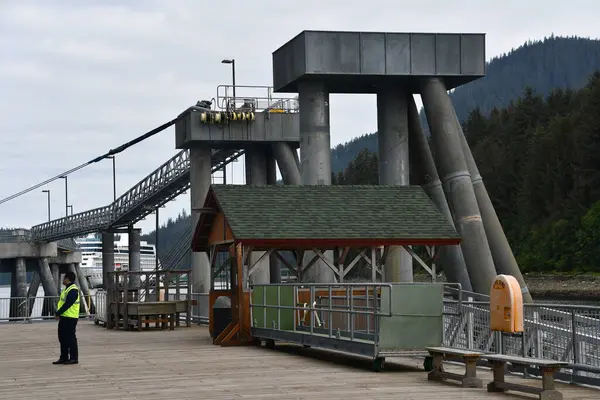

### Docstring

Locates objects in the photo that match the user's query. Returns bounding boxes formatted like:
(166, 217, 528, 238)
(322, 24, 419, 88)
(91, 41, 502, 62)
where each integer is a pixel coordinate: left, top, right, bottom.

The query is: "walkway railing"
(444, 299, 600, 386)
(0, 294, 95, 322)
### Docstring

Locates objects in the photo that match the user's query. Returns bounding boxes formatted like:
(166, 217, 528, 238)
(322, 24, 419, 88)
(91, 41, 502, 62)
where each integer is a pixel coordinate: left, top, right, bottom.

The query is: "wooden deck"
(0, 321, 598, 400)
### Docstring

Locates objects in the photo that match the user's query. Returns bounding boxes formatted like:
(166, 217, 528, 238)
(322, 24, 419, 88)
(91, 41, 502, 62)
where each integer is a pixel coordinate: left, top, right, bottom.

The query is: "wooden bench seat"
(425, 346, 483, 388)
(481, 354, 568, 400)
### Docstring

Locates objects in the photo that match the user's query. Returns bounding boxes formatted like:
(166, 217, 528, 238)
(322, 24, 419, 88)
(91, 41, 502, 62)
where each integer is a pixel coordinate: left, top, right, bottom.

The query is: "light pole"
(221, 58, 235, 184)
(221, 58, 236, 107)
(42, 190, 50, 221)
(67, 205, 73, 216)
(59, 176, 68, 218)
(107, 155, 116, 201)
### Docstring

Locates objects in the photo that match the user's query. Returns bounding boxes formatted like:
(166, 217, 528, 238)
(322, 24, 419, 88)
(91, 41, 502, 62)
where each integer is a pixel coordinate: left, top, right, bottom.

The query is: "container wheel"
(372, 357, 385, 372)
(423, 356, 434, 371)
(265, 339, 276, 349)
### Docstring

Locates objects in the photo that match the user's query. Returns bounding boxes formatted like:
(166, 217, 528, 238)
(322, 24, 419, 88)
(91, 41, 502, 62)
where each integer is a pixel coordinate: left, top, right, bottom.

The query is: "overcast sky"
(1, 0, 599, 236)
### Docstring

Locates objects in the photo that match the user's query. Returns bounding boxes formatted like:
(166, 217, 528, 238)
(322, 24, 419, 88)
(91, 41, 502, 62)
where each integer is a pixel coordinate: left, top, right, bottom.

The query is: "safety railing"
(0, 294, 95, 323)
(250, 283, 392, 342)
(444, 299, 600, 386)
(216, 84, 299, 113)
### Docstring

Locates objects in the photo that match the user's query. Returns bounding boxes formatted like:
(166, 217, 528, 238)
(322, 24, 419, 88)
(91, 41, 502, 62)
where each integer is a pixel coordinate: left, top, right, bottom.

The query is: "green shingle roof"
(205, 184, 459, 243)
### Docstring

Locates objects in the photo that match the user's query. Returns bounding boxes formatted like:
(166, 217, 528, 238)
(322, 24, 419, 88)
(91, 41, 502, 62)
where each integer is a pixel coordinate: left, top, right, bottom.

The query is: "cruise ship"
(76, 233, 161, 288)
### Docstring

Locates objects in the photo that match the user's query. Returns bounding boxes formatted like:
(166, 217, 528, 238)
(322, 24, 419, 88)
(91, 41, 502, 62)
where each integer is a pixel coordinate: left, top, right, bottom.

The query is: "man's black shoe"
(64, 360, 78, 365)
(52, 359, 68, 365)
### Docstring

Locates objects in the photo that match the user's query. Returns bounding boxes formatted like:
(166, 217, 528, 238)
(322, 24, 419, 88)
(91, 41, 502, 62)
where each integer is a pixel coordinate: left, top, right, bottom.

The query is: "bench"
(481, 354, 568, 400)
(425, 346, 483, 388)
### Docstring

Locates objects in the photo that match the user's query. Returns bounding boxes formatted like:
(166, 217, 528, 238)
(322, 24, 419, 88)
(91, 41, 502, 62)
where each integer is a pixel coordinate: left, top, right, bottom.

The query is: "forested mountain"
(335, 73, 600, 273)
(331, 35, 600, 173)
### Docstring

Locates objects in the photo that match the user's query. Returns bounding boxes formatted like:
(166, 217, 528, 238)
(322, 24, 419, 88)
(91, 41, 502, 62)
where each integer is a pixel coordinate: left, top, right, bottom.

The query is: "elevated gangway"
(30, 148, 244, 242)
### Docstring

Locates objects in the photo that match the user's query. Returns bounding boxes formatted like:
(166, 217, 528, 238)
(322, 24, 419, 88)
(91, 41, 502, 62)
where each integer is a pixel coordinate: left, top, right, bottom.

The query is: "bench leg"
(462, 356, 483, 388)
(487, 361, 506, 393)
(427, 354, 444, 381)
(539, 367, 563, 400)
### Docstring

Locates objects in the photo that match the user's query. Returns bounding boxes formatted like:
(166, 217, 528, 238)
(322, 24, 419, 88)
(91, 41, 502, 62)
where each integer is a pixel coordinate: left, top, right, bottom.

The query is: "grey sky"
(1, 0, 598, 235)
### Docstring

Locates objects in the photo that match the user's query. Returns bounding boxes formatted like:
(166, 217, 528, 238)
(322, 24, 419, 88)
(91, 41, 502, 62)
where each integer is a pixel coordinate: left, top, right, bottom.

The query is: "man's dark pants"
(58, 317, 78, 361)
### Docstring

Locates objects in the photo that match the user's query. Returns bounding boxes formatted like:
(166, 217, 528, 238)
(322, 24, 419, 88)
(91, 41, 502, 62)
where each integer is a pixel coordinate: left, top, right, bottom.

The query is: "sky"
(1, 0, 599, 236)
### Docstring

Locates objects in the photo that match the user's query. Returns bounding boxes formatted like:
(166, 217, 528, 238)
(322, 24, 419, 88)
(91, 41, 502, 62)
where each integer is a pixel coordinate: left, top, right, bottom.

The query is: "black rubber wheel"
(423, 356, 434, 371)
(372, 357, 385, 372)
(265, 339, 276, 349)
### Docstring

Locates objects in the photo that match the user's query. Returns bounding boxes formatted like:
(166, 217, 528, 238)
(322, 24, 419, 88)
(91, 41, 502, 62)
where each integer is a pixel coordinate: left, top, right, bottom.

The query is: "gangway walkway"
(29, 148, 244, 242)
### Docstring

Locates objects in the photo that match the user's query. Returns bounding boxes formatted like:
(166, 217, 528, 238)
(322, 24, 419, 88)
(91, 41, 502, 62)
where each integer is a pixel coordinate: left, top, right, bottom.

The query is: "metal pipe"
(455, 113, 532, 302)
(420, 78, 497, 294)
(406, 94, 473, 291)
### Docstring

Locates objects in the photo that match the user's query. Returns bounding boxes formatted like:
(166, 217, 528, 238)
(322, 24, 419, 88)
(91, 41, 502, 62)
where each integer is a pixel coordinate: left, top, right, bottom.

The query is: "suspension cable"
(0, 118, 177, 206)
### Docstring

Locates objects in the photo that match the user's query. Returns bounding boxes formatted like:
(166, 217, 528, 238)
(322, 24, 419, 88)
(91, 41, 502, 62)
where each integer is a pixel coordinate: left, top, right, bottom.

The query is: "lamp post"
(42, 190, 50, 221)
(67, 205, 73, 216)
(59, 176, 68, 218)
(107, 156, 116, 201)
(221, 58, 235, 184)
(221, 58, 236, 107)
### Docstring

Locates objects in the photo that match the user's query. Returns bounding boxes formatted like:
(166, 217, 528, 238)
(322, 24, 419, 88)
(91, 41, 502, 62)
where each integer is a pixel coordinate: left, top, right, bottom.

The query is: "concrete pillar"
(377, 87, 413, 283)
(27, 271, 41, 317)
(298, 81, 335, 283)
(190, 147, 212, 294)
(51, 263, 59, 292)
(266, 151, 281, 283)
(38, 257, 58, 314)
(245, 145, 270, 285)
(10, 258, 27, 318)
(74, 263, 94, 313)
(407, 95, 473, 292)
(128, 226, 141, 290)
(102, 231, 115, 289)
(421, 78, 497, 294)
(272, 143, 301, 185)
(456, 121, 533, 302)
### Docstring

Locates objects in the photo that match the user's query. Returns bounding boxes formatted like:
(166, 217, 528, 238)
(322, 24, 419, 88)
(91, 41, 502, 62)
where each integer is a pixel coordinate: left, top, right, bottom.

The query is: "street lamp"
(42, 190, 50, 221)
(221, 59, 236, 107)
(59, 176, 68, 218)
(106, 155, 116, 202)
(67, 205, 73, 216)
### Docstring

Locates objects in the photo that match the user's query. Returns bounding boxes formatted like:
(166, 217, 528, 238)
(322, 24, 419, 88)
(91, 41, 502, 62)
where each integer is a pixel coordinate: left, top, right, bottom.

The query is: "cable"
(0, 118, 177, 206)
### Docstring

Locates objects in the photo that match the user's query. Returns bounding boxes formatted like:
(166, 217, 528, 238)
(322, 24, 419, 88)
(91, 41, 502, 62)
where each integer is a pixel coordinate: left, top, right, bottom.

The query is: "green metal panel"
(378, 284, 444, 351)
(252, 285, 295, 330)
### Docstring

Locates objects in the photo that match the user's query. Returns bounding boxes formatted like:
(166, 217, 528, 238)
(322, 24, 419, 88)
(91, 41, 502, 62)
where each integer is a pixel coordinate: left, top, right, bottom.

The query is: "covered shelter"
(191, 184, 461, 346)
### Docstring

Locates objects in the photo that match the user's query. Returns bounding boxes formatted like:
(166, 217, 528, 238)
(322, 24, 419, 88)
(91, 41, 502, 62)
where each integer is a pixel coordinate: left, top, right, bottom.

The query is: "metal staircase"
(30, 149, 244, 242)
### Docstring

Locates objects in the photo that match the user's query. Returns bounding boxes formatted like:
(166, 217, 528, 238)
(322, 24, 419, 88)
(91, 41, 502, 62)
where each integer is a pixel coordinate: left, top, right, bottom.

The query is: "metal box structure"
(175, 108, 300, 149)
(272, 30, 486, 93)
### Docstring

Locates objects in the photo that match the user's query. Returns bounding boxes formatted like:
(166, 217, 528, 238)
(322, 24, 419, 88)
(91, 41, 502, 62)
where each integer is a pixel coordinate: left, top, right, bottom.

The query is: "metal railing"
(0, 229, 79, 251)
(216, 85, 299, 113)
(0, 294, 95, 323)
(444, 299, 600, 386)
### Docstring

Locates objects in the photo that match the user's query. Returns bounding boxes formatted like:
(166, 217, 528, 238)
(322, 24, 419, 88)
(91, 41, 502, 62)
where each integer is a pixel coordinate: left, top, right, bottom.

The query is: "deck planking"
(0, 321, 598, 400)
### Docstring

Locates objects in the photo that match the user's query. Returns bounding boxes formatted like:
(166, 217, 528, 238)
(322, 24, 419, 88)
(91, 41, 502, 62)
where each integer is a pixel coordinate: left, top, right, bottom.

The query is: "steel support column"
(272, 142, 301, 185)
(421, 78, 497, 294)
(128, 226, 141, 290)
(407, 94, 473, 291)
(101, 231, 115, 289)
(190, 147, 212, 295)
(266, 150, 281, 283)
(298, 81, 335, 283)
(245, 145, 270, 285)
(377, 87, 413, 283)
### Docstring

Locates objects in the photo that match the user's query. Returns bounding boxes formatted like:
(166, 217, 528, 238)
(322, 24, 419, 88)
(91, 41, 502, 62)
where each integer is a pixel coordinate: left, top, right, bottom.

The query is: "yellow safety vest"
(57, 284, 80, 319)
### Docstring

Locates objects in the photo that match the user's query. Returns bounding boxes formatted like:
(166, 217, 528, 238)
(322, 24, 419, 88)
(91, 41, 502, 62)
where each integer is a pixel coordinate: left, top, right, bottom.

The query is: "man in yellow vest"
(52, 271, 80, 365)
